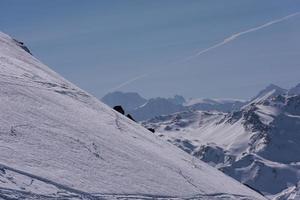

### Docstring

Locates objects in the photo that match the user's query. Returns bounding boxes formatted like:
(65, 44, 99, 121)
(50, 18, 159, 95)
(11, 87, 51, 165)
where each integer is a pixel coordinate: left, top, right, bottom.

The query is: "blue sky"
(1, 0, 300, 99)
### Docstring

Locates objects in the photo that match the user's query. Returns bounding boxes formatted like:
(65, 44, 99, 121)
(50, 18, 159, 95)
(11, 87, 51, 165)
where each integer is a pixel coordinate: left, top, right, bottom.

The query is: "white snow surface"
(144, 111, 250, 157)
(0, 32, 266, 199)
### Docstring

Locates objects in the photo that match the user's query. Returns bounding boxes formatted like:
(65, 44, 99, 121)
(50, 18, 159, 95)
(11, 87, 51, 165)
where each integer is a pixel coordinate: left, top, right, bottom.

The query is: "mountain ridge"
(102, 91, 246, 121)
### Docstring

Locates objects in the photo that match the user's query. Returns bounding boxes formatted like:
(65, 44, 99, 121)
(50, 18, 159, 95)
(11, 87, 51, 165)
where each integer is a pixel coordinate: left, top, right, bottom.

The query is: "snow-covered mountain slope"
(0, 32, 266, 199)
(144, 85, 300, 199)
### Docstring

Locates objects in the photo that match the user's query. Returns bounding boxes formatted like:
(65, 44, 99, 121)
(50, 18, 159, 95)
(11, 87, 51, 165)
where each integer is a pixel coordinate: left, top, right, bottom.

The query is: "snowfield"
(0, 32, 266, 199)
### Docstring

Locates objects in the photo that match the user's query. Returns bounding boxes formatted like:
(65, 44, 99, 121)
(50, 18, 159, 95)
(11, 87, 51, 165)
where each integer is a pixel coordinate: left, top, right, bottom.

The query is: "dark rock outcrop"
(147, 128, 155, 133)
(113, 105, 125, 115)
(126, 114, 136, 122)
(13, 39, 32, 55)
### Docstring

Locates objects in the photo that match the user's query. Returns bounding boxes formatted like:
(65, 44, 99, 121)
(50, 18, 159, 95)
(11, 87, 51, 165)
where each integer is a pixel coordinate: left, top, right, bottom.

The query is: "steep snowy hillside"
(0, 32, 266, 199)
(144, 84, 300, 200)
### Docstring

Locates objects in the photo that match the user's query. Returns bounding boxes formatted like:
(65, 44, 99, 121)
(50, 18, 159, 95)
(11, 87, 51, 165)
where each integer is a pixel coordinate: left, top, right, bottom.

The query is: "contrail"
(108, 73, 148, 92)
(110, 12, 300, 91)
(183, 11, 300, 61)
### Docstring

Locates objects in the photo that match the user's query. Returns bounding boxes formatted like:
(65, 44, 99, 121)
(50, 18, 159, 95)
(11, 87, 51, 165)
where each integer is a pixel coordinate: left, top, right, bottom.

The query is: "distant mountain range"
(101, 91, 147, 111)
(185, 98, 246, 113)
(102, 92, 186, 121)
(143, 83, 300, 199)
(101, 92, 246, 121)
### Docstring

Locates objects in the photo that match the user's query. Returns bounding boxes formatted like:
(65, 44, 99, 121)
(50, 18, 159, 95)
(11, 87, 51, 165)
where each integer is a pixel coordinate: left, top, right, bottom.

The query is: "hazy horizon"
(1, 0, 300, 99)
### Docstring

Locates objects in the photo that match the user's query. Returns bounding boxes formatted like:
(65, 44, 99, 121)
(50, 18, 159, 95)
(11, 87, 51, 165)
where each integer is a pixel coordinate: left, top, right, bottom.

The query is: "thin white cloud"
(110, 12, 300, 91)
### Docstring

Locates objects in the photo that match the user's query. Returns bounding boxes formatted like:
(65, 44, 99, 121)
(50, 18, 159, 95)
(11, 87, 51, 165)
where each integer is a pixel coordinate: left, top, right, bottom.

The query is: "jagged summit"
(250, 84, 287, 103)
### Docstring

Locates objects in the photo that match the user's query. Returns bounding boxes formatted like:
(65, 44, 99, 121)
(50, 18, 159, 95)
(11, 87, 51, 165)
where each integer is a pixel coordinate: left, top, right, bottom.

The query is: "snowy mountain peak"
(250, 84, 287, 103)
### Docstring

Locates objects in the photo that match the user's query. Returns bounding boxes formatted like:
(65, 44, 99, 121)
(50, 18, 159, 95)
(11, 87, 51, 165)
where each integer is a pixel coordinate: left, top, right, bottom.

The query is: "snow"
(254, 105, 280, 125)
(145, 111, 251, 156)
(247, 84, 287, 105)
(0, 32, 266, 199)
(285, 113, 300, 119)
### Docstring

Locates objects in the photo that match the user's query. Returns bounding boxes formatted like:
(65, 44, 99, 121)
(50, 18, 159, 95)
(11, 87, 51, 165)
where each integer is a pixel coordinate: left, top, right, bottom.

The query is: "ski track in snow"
(0, 163, 255, 200)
